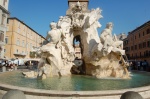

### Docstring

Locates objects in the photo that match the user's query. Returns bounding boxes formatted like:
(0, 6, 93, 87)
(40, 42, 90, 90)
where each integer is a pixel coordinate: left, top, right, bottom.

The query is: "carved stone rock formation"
(23, 1, 130, 79)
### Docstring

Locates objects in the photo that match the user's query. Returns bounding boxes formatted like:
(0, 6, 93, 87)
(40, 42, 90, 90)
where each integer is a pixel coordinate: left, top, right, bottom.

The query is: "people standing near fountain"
(142, 60, 148, 71)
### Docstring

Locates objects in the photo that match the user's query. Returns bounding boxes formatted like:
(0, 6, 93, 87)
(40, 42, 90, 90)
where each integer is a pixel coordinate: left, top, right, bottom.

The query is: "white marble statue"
(37, 22, 63, 78)
(71, 1, 84, 28)
(81, 8, 103, 61)
(57, 16, 74, 54)
(23, 1, 130, 79)
(100, 22, 124, 56)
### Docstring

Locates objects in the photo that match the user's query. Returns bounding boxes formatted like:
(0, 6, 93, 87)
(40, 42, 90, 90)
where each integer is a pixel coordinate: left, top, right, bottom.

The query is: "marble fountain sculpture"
(23, 1, 130, 79)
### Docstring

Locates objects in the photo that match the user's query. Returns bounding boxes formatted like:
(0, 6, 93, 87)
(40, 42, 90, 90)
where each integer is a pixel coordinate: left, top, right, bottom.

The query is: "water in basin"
(0, 71, 150, 91)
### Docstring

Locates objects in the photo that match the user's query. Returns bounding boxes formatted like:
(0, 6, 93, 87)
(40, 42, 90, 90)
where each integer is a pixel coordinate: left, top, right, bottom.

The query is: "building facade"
(124, 21, 150, 64)
(0, 0, 9, 59)
(5, 17, 46, 59)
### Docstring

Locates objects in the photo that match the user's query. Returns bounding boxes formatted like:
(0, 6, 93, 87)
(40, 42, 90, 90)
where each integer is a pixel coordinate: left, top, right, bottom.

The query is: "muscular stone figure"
(100, 22, 124, 55)
(38, 22, 63, 79)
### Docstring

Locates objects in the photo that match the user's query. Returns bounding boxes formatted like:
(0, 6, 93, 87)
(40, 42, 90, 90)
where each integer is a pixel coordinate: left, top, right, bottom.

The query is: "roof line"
(129, 20, 150, 34)
(8, 17, 46, 39)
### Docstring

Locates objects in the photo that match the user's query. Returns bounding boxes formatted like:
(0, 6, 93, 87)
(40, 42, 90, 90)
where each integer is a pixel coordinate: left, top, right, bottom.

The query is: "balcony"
(14, 52, 26, 56)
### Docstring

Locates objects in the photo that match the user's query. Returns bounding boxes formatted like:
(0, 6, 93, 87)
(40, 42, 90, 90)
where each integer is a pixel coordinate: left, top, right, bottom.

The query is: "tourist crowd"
(128, 60, 150, 71)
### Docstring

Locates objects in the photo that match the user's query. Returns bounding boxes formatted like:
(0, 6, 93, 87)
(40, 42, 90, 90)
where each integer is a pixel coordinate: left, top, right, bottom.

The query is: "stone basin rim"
(0, 82, 150, 97)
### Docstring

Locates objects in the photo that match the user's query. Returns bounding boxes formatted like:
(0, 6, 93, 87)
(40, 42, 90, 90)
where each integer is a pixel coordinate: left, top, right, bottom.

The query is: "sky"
(8, 0, 150, 37)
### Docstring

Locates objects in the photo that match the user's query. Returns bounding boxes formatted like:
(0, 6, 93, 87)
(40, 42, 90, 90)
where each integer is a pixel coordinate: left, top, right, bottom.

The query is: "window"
(4, 49, 6, 53)
(5, 37, 8, 44)
(147, 41, 150, 47)
(125, 47, 128, 52)
(131, 46, 134, 50)
(143, 42, 146, 48)
(1, 13, 6, 25)
(126, 40, 128, 44)
(134, 45, 137, 50)
(16, 39, 20, 46)
(26, 43, 28, 48)
(18, 22, 20, 28)
(128, 47, 130, 51)
(22, 40, 25, 47)
(23, 26, 26, 31)
(139, 43, 142, 49)
(17, 28, 20, 33)
(143, 32, 145, 36)
(144, 52, 146, 56)
(16, 49, 18, 53)
(146, 50, 149, 57)
(0, 31, 4, 42)
(147, 29, 150, 34)
(139, 33, 140, 38)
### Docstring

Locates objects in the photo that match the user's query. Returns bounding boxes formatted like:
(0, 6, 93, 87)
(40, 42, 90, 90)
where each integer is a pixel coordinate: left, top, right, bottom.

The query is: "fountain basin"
(0, 71, 150, 99)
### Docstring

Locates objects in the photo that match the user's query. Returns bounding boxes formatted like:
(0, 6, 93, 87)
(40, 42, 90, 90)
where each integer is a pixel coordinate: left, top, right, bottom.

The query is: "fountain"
(23, 0, 130, 80)
(0, 1, 150, 99)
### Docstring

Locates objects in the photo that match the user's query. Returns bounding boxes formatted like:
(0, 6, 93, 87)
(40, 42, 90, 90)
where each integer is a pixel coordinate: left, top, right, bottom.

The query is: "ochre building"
(5, 17, 46, 59)
(124, 20, 150, 64)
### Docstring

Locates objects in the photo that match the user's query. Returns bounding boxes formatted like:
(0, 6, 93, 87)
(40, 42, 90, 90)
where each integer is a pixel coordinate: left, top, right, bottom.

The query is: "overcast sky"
(8, 0, 150, 37)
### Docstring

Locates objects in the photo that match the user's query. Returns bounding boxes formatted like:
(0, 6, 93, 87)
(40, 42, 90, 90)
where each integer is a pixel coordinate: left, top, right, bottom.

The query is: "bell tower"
(66, 0, 89, 15)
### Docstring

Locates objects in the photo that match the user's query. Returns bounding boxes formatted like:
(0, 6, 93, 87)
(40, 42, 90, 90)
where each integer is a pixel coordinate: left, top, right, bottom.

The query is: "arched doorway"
(71, 35, 86, 75)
